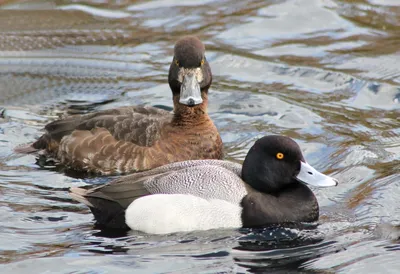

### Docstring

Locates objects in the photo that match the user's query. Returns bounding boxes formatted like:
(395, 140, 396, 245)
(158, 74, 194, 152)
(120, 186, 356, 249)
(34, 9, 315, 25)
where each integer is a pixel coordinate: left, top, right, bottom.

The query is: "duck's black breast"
(240, 184, 319, 228)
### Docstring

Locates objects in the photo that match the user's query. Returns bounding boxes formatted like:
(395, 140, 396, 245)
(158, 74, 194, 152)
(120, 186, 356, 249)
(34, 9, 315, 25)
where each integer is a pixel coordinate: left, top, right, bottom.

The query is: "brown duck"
(16, 36, 223, 175)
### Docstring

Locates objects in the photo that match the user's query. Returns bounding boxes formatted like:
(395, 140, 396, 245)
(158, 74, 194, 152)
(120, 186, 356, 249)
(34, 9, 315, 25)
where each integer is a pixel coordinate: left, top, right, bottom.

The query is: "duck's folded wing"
(70, 159, 245, 209)
(78, 106, 171, 145)
(33, 106, 171, 150)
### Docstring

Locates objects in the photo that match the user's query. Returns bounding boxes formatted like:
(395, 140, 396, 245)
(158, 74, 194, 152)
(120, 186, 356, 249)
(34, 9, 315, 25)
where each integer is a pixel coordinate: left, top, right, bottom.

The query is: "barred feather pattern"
(34, 96, 222, 174)
(57, 121, 222, 174)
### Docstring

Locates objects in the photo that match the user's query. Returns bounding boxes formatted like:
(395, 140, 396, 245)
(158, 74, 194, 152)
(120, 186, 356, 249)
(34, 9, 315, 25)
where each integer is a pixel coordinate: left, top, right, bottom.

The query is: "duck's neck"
(172, 92, 210, 126)
(240, 183, 319, 228)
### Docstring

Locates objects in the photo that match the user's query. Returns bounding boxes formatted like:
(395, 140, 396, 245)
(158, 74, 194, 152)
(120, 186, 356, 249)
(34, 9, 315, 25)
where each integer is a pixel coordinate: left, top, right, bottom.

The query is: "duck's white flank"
(125, 194, 243, 234)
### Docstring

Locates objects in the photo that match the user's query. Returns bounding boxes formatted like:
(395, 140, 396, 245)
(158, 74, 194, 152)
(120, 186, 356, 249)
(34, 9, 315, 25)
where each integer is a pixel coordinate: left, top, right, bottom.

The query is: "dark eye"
(175, 60, 179, 66)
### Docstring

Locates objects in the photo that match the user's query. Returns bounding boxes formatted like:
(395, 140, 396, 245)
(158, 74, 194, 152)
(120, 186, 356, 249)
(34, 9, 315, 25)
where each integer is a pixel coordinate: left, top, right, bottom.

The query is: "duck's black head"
(168, 36, 212, 107)
(242, 135, 338, 194)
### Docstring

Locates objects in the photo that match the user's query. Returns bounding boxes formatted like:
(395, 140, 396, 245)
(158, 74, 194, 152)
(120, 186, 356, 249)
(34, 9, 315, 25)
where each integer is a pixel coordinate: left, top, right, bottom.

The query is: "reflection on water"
(0, 0, 399, 272)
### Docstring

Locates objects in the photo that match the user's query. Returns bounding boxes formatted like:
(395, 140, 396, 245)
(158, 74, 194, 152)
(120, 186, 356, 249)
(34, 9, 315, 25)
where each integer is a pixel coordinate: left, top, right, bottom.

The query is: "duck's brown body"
(29, 95, 222, 175)
(16, 36, 223, 175)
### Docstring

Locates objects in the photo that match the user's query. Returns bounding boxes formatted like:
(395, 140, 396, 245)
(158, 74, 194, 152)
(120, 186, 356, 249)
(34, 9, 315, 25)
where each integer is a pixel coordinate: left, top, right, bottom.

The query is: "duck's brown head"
(168, 36, 212, 108)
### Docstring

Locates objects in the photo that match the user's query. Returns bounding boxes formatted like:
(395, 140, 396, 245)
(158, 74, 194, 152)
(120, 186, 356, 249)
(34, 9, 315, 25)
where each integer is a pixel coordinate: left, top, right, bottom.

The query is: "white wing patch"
(125, 194, 242, 234)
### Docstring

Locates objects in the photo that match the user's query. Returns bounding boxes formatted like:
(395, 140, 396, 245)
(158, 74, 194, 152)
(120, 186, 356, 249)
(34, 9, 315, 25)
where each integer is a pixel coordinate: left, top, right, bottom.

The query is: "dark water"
(0, 0, 399, 272)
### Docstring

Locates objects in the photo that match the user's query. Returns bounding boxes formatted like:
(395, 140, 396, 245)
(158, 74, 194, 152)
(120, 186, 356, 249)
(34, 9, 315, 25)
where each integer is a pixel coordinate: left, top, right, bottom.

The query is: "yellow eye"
(175, 59, 179, 66)
(200, 58, 204, 66)
(276, 152, 284, 160)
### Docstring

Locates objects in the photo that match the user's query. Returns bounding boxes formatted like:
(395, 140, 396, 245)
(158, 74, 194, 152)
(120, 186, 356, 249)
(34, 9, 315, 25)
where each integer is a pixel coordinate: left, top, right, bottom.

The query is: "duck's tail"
(14, 143, 38, 154)
(69, 187, 94, 207)
(14, 133, 60, 156)
(69, 186, 129, 230)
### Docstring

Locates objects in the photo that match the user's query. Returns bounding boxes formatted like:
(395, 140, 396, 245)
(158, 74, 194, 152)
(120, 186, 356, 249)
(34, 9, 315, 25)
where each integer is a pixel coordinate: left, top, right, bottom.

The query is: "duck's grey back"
(85, 160, 248, 209)
(133, 160, 246, 204)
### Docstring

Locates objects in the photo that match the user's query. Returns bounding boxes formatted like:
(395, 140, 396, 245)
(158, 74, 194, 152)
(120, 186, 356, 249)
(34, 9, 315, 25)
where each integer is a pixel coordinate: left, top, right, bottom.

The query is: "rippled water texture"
(0, 0, 399, 273)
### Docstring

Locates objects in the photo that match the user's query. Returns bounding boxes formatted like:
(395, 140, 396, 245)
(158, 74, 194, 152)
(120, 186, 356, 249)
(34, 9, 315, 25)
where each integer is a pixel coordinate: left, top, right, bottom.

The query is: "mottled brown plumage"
(16, 36, 223, 175)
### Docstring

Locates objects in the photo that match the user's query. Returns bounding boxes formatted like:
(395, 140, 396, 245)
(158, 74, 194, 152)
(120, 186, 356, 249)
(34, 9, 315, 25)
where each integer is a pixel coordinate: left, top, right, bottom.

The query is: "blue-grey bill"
(296, 161, 338, 187)
(179, 73, 203, 106)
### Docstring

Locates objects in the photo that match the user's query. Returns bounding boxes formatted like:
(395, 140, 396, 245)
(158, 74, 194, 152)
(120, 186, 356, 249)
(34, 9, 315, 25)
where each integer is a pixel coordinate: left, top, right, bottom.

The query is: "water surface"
(0, 0, 399, 273)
